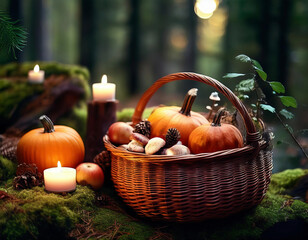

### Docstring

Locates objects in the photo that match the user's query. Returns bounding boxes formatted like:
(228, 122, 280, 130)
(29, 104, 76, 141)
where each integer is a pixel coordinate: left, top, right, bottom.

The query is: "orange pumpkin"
(17, 115, 85, 172)
(148, 88, 208, 146)
(188, 108, 243, 153)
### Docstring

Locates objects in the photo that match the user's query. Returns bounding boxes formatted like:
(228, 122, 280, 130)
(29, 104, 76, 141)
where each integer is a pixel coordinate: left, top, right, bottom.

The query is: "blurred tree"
(183, 0, 197, 72)
(80, 0, 95, 77)
(277, 0, 292, 90)
(152, 0, 171, 81)
(127, 0, 140, 95)
(28, 0, 52, 61)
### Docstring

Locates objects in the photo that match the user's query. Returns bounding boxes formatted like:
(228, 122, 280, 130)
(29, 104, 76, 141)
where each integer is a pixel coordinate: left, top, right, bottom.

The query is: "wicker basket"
(104, 72, 273, 222)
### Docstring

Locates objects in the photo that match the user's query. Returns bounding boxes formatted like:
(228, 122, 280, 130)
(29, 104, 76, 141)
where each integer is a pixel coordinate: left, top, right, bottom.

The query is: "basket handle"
(132, 72, 261, 144)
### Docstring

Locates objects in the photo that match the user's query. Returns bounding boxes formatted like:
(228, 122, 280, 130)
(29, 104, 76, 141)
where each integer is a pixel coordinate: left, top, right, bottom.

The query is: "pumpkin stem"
(39, 115, 55, 133)
(179, 88, 198, 116)
(211, 108, 225, 127)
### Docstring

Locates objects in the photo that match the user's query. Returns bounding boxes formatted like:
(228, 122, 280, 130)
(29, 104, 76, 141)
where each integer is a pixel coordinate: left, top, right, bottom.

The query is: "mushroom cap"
(209, 92, 220, 101)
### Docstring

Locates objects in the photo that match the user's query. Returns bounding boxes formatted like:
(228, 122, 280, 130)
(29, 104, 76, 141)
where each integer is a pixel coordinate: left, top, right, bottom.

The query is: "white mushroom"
(128, 140, 144, 153)
(209, 92, 220, 101)
(145, 137, 166, 155)
(165, 145, 191, 156)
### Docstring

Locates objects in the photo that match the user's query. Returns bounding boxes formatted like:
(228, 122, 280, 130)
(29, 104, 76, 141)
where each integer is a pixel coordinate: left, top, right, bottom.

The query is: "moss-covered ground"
(1, 155, 307, 240)
(1, 62, 307, 239)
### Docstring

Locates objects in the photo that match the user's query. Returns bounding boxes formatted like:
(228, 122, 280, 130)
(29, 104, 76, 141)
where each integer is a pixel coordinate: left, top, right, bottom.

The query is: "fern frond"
(0, 11, 27, 59)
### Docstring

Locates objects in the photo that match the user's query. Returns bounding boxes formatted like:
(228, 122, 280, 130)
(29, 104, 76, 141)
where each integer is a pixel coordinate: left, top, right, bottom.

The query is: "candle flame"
(57, 161, 61, 168)
(34, 64, 40, 72)
(101, 74, 107, 84)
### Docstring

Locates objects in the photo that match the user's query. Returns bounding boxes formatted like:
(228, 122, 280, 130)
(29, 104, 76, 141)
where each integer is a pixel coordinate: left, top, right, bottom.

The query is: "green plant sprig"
(0, 11, 27, 59)
(223, 54, 307, 159)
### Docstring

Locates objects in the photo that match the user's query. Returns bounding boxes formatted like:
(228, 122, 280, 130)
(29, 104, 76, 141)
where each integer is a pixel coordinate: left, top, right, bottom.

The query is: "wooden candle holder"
(85, 100, 118, 162)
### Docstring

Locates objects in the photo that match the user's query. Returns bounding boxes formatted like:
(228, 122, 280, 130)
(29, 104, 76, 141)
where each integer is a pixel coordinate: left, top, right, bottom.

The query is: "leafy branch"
(223, 54, 307, 159)
(0, 11, 27, 59)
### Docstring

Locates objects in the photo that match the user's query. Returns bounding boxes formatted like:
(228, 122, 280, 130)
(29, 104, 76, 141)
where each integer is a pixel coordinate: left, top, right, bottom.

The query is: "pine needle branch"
(0, 11, 27, 59)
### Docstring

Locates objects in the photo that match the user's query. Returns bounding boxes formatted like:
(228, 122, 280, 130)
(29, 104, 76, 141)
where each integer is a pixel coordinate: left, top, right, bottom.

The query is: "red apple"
(107, 122, 133, 145)
(76, 162, 104, 190)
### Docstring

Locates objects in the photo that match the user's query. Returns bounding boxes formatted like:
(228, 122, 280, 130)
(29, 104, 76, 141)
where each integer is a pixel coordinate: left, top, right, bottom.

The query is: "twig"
(274, 112, 308, 159)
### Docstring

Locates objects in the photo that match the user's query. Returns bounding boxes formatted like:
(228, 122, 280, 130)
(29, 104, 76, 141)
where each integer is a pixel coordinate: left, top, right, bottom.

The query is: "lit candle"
(92, 75, 116, 101)
(43, 161, 76, 192)
(28, 64, 45, 83)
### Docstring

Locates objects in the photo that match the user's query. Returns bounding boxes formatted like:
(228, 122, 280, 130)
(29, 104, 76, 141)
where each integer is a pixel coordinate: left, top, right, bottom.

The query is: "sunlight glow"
(194, 0, 218, 19)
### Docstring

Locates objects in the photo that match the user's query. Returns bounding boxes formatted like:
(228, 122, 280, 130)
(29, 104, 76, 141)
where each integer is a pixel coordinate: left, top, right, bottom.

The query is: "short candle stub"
(28, 64, 45, 84)
(43, 161, 77, 193)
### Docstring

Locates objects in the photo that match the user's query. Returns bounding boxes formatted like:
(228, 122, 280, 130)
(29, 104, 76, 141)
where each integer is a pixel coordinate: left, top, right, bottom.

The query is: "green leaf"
(279, 96, 297, 108)
(254, 68, 267, 81)
(236, 79, 255, 92)
(260, 104, 275, 113)
(269, 81, 285, 93)
(223, 73, 246, 79)
(238, 94, 249, 100)
(251, 103, 257, 108)
(279, 109, 294, 119)
(252, 59, 263, 70)
(235, 54, 251, 63)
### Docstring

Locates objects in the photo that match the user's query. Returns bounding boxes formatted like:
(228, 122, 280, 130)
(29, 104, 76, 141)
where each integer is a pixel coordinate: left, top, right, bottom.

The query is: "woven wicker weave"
(104, 72, 273, 222)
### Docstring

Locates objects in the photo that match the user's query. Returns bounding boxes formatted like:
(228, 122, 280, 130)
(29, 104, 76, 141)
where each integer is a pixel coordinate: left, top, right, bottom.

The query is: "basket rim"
(103, 135, 269, 164)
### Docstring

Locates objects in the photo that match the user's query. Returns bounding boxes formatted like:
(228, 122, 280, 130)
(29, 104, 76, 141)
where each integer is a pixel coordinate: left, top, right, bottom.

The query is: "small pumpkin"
(188, 108, 243, 153)
(17, 115, 85, 172)
(148, 88, 208, 146)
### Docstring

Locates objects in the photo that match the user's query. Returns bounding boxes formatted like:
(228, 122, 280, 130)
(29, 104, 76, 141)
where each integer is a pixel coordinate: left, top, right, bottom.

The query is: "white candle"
(28, 64, 45, 83)
(44, 161, 76, 192)
(92, 75, 116, 101)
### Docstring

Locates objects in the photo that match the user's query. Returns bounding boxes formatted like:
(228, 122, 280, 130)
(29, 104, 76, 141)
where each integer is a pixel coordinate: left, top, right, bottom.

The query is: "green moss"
(0, 62, 91, 133)
(0, 79, 44, 120)
(116, 107, 154, 122)
(93, 208, 155, 240)
(268, 168, 308, 195)
(0, 185, 96, 240)
(0, 169, 307, 240)
(0, 156, 17, 183)
(0, 61, 91, 103)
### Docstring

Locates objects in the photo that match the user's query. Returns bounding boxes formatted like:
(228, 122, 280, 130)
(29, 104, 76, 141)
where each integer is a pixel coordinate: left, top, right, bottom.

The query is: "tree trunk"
(277, 0, 292, 91)
(28, 0, 52, 61)
(184, 0, 197, 72)
(153, 0, 171, 81)
(127, 0, 140, 95)
(259, 0, 271, 73)
(80, 0, 95, 82)
(181, 0, 198, 91)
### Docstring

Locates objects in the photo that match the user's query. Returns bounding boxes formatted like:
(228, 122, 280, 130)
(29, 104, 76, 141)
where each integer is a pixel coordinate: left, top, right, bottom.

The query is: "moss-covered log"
(0, 62, 90, 138)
